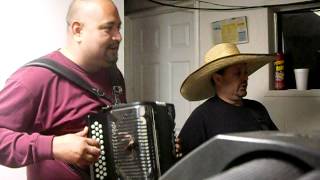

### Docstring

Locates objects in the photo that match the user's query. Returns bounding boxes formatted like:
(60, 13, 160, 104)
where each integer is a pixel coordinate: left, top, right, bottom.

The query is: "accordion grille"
(110, 107, 157, 179)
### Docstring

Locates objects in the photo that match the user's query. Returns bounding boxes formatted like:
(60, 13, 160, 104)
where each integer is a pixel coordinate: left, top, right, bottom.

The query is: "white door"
(127, 10, 197, 131)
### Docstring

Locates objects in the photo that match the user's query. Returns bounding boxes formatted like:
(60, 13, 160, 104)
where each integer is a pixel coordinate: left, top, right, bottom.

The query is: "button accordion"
(87, 101, 176, 180)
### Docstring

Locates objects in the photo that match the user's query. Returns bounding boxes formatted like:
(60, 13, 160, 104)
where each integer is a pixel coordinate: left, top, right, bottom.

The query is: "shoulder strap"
(24, 58, 114, 103)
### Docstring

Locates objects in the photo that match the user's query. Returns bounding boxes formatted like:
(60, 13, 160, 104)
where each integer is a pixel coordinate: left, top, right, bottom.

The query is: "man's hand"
(52, 127, 100, 167)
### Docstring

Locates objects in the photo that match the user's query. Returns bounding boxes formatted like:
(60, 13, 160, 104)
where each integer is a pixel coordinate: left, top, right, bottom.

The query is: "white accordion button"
(139, 106, 146, 116)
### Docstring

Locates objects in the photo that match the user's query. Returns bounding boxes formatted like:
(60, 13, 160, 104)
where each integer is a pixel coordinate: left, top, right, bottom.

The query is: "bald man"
(0, 0, 126, 179)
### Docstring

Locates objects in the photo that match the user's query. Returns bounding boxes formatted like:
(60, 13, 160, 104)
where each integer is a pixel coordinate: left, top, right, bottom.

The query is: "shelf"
(265, 89, 320, 97)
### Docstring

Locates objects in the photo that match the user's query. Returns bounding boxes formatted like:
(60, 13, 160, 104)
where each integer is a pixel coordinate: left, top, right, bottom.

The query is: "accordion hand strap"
(24, 58, 114, 103)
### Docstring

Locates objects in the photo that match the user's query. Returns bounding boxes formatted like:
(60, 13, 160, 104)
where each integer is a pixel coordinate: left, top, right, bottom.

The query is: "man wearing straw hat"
(178, 43, 278, 155)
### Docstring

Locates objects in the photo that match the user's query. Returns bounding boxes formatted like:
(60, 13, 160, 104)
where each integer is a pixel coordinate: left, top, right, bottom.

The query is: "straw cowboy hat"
(180, 43, 276, 101)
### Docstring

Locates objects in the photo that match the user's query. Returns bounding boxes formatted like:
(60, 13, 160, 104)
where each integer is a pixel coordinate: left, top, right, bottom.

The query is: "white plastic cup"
(294, 68, 309, 90)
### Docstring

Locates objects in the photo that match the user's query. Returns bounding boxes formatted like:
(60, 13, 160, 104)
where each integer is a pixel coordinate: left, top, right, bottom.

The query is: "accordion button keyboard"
(89, 120, 108, 180)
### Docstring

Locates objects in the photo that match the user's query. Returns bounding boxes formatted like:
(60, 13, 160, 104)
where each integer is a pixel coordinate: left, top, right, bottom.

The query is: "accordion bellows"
(87, 102, 176, 180)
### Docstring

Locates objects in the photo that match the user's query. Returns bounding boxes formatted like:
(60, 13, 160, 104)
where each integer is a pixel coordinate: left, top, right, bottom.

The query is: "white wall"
(0, 1, 72, 87)
(0, 1, 71, 179)
(0, 0, 124, 179)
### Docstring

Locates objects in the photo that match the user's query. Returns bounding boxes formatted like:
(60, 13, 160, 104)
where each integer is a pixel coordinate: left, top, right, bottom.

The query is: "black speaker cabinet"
(160, 131, 320, 180)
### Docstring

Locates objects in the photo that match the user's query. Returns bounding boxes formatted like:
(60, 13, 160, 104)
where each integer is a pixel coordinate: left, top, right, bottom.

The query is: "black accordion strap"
(24, 58, 114, 103)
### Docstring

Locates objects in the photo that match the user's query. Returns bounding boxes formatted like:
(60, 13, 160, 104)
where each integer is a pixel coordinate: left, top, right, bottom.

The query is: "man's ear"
(212, 73, 222, 85)
(70, 21, 83, 43)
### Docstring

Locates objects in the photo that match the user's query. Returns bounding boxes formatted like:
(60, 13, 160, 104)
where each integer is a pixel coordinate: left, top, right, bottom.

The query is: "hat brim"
(180, 53, 276, 101)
